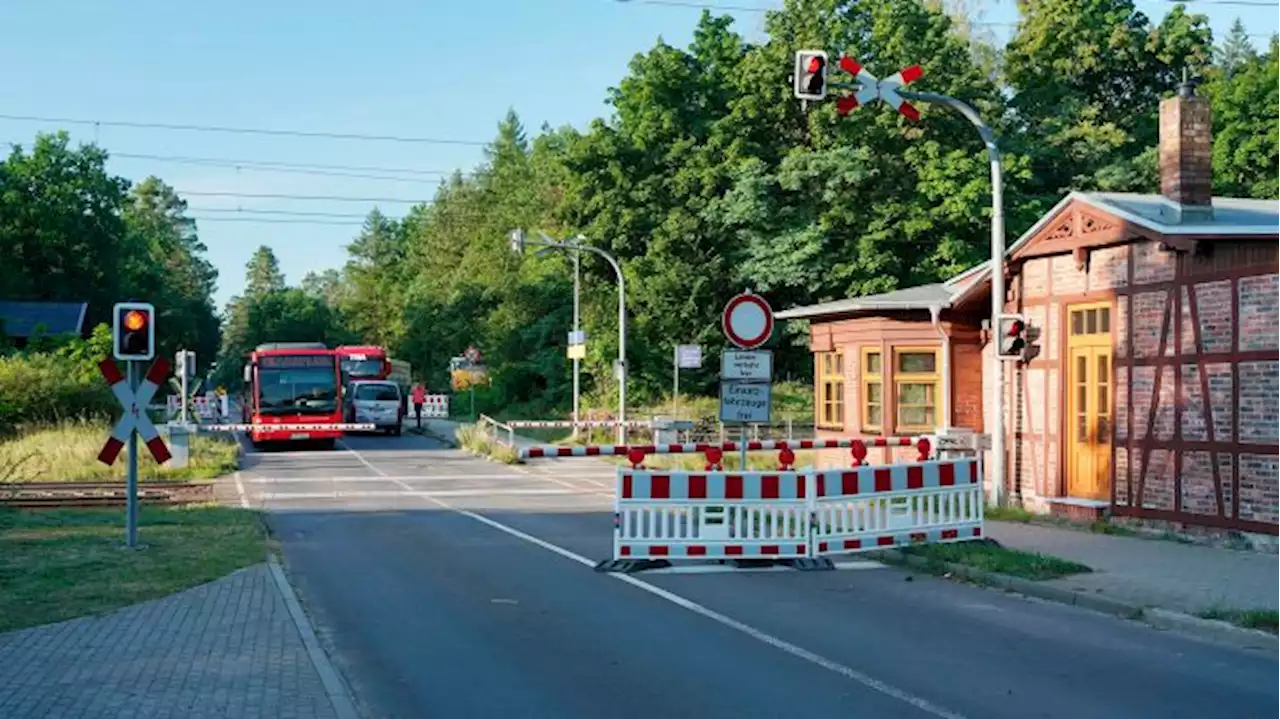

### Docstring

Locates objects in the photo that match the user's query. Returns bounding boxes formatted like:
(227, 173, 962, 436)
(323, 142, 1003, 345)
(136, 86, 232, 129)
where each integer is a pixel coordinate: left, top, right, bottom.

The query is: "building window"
(816, 351, 844, 429)
(861, 348, 883, 432)
(894, 347, 940, 433)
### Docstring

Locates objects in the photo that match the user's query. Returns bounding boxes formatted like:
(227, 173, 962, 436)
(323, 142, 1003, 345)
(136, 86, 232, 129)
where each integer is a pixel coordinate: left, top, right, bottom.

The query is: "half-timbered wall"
(1006, 233, 1279, 533)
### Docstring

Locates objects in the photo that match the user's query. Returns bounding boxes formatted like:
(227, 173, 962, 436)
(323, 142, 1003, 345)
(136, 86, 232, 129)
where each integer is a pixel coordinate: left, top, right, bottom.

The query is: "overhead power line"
(176, 190, 427, 203)
(190, 216, 368, 226)
(0, 113, 490, 146)
(109, 152, 456, 184)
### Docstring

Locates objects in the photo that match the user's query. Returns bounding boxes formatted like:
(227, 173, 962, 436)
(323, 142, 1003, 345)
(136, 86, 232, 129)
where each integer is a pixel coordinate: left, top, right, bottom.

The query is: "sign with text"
(720, 350, 772, 381)
(676, 344, 703, 369)
(718, 382, 771, 424)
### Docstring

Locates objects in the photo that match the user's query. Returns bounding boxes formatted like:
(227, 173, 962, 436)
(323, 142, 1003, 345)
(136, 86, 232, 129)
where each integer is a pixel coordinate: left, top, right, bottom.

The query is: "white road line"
(234, 471, 250, 509)
(339, 442, 964, 719)
(247, 474, 530, 483)
(259, 488, 576, 500)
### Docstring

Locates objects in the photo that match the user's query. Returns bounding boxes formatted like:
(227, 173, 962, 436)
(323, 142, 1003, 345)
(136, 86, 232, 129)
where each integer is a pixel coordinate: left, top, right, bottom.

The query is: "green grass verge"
(0, 504, 267, 633)
(899, 540, 1093, 581)
(0, 421, 239, 483)
(1196, 608, 1279, 634)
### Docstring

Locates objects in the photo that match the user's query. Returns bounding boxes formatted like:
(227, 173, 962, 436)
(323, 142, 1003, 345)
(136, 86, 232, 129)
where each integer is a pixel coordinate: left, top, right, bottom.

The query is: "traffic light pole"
(897, 89, 1006, 508)
(126, 361, 140, 548)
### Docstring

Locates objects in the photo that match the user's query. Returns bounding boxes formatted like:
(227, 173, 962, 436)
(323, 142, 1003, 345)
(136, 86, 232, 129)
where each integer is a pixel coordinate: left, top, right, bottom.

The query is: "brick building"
(777, 82, 1279, 536)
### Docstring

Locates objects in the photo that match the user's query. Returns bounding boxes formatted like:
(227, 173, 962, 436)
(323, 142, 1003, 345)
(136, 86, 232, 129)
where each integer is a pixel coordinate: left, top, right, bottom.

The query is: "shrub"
(0, 353, 115, 434)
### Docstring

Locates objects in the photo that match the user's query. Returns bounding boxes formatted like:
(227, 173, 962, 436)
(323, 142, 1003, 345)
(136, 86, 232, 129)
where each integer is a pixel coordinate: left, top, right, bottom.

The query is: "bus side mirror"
(243, 365, 252, 383)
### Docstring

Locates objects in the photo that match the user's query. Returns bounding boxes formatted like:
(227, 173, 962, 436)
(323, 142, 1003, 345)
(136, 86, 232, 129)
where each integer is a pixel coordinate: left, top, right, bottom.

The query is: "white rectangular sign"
(720, 350, 772, 381)
(676, 344, 702, 369)
(719, 381, 771, 423)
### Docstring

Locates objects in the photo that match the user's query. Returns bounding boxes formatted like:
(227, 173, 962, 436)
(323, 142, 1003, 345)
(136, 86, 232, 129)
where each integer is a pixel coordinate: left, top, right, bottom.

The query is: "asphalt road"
(235, 431, 1279, 719)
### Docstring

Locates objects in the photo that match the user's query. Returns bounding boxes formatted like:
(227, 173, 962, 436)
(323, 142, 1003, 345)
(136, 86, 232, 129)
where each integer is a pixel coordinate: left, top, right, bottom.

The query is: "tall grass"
(0, 421, 239, 483)
(454, 424, 519, 464)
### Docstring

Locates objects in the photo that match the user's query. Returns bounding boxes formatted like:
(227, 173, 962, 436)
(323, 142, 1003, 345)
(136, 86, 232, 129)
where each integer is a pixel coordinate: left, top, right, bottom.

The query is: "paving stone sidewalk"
(0, 564, 341, 719)
(986, 521, 1279, 615)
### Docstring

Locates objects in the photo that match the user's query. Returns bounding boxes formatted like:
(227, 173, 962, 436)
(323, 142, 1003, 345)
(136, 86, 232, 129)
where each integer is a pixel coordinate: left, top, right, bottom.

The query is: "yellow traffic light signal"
(113, 302, 155, 361)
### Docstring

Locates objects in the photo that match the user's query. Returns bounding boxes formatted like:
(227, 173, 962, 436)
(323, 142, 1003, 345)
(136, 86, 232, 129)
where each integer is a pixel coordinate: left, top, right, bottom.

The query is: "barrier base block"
(594, 558, 672, 574)
(786, 557, 835, 571)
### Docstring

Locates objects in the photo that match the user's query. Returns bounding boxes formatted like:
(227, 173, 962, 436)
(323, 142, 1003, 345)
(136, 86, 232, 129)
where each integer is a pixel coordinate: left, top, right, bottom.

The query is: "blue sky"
(1, 0, 1274, 312)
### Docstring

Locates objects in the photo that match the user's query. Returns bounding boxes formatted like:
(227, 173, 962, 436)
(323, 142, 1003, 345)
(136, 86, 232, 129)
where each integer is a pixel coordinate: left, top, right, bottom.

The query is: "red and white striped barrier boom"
(601, 455, 983, 571)
(99, 358, 172, 465)
(519, 436, 931, 468)
(506, 420, 653, 429)
(182, 423, 377, 432)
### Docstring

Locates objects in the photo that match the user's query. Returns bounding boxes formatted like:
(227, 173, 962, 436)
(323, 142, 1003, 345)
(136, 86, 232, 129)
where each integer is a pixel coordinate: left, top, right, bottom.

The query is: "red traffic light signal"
(794, 50, 828, 101)
(113, 302, 156, 361)
(996, 314, 1027, 360)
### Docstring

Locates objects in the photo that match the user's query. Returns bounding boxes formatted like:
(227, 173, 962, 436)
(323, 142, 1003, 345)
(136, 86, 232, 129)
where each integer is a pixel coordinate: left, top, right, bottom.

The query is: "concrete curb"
(876, 549, 1279, 654)
(267, 556, 362, 719)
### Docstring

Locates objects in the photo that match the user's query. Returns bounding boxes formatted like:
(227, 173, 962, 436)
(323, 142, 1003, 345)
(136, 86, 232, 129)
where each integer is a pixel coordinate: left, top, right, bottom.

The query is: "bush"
(0, 353, 115, 434)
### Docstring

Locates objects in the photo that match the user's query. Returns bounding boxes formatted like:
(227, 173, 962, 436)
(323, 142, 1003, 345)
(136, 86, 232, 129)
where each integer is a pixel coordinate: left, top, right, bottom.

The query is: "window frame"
(815, 351, 845, 430)
(860, 346, 883, 433)
(892, 346, 942, 434)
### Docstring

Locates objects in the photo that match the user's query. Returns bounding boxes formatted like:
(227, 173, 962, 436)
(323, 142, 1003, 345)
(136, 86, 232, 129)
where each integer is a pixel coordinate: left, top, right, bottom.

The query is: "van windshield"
(355, 384, 400, 402)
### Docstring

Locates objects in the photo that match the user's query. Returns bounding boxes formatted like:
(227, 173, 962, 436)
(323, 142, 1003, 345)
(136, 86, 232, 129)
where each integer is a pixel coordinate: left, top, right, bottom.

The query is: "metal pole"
(673, 347, 679, 420)
(900, 89, 1006, 507)
(573, 248, 581, 435)
(179, 351, 188, 425)
(126, 361, 139, 548)
(615, 261, 627, 445)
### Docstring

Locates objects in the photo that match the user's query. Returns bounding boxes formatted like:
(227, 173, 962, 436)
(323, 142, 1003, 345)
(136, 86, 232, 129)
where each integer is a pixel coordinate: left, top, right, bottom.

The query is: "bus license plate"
(291, 433, 310, 440)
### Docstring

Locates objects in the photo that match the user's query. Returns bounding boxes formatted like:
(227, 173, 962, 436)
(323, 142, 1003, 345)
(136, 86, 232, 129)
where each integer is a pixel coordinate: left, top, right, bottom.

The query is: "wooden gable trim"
(1011, 199, 1168, 261)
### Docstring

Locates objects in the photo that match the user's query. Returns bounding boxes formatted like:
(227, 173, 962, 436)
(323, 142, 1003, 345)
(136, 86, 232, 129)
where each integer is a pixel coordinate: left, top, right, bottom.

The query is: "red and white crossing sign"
(835, 57, 923, 121)
(722, 292, 775, 350)
(98, 357, 172, 466)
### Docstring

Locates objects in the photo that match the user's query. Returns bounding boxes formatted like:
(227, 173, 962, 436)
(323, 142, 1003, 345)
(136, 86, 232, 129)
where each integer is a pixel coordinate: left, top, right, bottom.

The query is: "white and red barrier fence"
(520, 436, 931, 468)
(600, 456, 983, 572)
(416, 395, 450, 418)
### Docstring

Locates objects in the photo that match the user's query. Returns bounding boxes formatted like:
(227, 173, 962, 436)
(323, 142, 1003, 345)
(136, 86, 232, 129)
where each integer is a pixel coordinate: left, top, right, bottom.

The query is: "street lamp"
(510, 229, 629, 443)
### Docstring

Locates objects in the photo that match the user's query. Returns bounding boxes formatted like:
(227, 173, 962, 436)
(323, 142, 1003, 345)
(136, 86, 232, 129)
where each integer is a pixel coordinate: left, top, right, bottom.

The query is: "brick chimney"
(1158, 75, 1213, 222)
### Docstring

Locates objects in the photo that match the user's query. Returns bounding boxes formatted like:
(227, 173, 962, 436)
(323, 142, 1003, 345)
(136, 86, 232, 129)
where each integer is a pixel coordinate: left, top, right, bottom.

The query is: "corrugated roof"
(775, 283, 956, 320)
(1084, 192, 1278, 235)
(0, 301, 88, 338)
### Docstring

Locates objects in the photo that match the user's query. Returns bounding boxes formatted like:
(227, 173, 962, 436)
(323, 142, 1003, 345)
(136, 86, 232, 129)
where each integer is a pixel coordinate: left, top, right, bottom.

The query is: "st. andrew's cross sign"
(98, 356, 172, 465)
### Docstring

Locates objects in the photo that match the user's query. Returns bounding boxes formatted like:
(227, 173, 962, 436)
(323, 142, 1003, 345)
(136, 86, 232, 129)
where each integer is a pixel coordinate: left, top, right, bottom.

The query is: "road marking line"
(340, 442, 964, 719)
(247, 474, 532, 483)
(259, 488, 577, 500)
(234, 471, 250, 509)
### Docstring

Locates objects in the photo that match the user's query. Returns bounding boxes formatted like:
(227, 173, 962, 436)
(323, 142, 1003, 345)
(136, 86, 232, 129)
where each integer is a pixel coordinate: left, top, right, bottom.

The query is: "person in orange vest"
(411, 383, 427, 428)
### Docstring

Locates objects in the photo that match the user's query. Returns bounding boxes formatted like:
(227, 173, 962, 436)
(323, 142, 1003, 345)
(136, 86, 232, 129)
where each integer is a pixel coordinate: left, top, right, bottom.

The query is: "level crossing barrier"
(507, 419, 653, 429)
(170, 422, 377, 432)
(596, 455, 983, 573)
(519, 436, 933, 467)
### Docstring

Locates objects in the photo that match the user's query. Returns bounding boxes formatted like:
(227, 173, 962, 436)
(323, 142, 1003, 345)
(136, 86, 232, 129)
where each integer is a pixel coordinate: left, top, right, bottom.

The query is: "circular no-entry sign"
(722, 292, 775, 349)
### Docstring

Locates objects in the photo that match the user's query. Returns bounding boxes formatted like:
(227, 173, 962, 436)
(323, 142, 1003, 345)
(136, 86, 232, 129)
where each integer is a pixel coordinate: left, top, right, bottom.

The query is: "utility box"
(651, 416, 695, 445)
(165, 423, 192, 468)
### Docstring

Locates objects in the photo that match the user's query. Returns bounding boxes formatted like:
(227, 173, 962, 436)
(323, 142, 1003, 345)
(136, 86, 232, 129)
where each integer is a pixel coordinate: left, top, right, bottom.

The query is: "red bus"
(241, 343, 345, 448)
(337, 344, 411, 412)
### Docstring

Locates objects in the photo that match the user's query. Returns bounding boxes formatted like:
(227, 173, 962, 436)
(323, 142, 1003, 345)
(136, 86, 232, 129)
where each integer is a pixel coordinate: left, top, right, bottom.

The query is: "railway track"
(0, 481, 215, 509)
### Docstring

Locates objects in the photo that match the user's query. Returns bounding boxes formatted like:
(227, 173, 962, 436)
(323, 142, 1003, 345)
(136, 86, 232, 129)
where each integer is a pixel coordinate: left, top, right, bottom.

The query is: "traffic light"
(794, 50, 828, 101)
(113, 302, 155, 361)
(996, 314, 1027, 361)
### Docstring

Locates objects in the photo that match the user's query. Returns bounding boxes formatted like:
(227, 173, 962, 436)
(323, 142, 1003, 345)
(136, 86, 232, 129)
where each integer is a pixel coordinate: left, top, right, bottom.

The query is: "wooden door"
(1066, 304, 1112, 500)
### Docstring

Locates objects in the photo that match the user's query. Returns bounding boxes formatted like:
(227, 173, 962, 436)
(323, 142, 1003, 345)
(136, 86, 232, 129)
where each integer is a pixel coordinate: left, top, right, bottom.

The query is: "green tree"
(1204, 35, 1279, 198)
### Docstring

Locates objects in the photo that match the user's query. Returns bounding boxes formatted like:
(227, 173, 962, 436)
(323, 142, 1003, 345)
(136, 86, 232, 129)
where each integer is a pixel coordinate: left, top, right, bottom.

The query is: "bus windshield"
(259, 367, 338, 415)
(341, 358, 384, 378)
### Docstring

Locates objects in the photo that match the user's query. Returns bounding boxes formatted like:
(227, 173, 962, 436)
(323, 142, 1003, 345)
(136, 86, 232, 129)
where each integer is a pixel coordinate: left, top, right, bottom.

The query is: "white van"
(346, 380, 403, 436)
